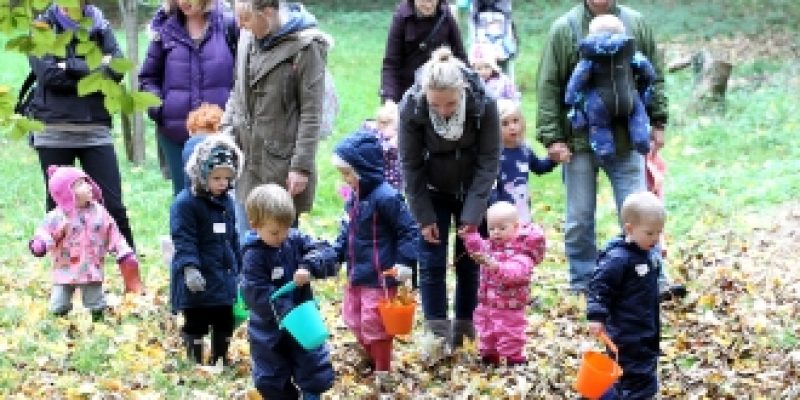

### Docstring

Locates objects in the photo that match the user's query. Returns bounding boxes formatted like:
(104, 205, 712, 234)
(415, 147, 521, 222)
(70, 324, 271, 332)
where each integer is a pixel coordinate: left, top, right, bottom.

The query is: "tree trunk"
(691, 49, 733, 103)
(118, 0, 145, 165)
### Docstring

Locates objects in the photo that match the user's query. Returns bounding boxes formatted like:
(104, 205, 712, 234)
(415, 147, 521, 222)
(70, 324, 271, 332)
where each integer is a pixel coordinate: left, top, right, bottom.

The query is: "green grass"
(0, 0, 799, 396)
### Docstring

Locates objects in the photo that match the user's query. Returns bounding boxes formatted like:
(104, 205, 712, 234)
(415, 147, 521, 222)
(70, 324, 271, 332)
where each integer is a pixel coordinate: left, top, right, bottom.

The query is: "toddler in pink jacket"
(29, 166, 142, 321)
(461, 201, 545, 365)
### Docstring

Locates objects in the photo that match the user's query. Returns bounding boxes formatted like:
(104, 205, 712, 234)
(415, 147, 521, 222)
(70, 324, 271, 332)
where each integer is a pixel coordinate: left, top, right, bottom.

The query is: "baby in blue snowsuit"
(240, 183, 339, 400)
(564, 14, 657, 162)
(587, 191, 665, 399)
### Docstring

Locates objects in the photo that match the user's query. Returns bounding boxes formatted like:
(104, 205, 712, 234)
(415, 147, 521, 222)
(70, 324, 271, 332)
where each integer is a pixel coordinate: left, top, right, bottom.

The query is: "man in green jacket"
(536, 0, 679, 294)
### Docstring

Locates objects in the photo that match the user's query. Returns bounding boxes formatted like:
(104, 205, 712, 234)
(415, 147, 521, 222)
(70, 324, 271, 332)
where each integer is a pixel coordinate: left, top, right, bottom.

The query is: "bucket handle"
(597, 331, 619, 361)
(270, 281, 297, 301)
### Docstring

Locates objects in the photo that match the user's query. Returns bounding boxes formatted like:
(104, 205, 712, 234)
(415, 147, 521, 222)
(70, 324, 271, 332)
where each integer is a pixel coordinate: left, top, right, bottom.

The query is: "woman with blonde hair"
(398, 46, 500, 350)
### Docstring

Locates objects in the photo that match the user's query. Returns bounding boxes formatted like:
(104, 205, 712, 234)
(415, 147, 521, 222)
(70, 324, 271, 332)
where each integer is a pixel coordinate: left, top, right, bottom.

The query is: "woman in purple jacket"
(380, 0, 467, 104)
(139, 0, 237, 196)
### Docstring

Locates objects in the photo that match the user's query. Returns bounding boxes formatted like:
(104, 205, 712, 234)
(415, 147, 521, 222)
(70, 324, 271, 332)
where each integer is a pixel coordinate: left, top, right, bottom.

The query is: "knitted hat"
(47, 166, 103, 215)
(469, 43, 501, 73)
(185, 135, 244, 195)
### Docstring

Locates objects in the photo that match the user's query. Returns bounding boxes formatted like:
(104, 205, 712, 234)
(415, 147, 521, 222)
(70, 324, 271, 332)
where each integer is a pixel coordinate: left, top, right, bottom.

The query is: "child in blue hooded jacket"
(241, 183, 339, 400)
(332, 130, 418, 375)
(587, 191, 665, 399)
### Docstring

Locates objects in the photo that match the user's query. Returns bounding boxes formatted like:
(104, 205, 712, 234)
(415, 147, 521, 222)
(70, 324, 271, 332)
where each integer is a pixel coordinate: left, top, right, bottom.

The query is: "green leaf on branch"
(77, 72, 103, 96)
(109, 58, 134, 75)
(131, 91, 162, 112)
(75, 40, 95, 56)
(59, 0, 80, 8)
(85, 47, 102, 70)
(54, 31, 73, 50)
(32, 0, 51, 11)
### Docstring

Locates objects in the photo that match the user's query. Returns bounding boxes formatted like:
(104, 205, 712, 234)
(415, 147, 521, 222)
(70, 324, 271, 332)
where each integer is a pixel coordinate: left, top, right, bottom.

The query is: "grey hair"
(185, 135, 244, 195)
(420, 46, 466, 91)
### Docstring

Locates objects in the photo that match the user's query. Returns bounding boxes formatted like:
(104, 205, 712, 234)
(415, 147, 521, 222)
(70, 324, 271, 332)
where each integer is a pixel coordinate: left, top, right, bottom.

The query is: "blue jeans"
(417, 191, 480, 320)
(563, 151, 645, 292)
(157, 132, 186, 197)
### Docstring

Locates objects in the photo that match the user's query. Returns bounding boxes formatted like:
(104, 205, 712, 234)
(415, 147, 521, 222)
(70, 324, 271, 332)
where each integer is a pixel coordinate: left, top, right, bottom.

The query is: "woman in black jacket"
(27, 1, 135, 249)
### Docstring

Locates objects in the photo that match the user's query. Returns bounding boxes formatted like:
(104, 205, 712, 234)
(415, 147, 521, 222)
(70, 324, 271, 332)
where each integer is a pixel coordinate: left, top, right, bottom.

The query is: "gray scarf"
(428, 89, 466, 141)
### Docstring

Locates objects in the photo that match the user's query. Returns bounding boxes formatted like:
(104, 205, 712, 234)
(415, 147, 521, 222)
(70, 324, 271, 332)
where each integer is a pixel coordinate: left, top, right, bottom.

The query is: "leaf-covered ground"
(3, 203, 799, 399)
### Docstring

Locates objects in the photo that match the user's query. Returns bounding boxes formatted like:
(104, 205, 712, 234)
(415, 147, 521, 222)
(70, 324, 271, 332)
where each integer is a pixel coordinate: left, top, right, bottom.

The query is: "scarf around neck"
(428, 89, 466, 141)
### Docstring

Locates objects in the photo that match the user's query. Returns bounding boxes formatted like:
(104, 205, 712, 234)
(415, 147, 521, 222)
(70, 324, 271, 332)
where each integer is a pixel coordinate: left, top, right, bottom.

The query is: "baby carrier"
(467, 0, 517, 72)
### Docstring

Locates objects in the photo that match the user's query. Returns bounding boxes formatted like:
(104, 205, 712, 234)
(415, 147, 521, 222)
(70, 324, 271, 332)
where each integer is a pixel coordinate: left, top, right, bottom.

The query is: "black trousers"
(182, 305, 234, 338)
(36, 145, 135, 250)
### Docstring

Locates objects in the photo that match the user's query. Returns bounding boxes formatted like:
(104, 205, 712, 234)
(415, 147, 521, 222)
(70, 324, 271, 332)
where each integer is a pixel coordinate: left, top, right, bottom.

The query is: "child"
(461, 201, 545, 365)
(470, 43, 520, 102)
(492, 99, 556, 223)
(181, 103, 224, 189)
(564, 14, 658, 162)
(331, 130, 417, 376)
(586, 191, 665, 399)
(29, 166, 143, 321)
(240, 183, 339, 400)
(170, 135, 243, 365)
(359, 102, 403, 192)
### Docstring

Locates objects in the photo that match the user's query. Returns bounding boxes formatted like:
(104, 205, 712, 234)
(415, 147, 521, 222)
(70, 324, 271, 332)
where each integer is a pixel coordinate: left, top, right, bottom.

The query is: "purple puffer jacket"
(139, 3, 235, 144)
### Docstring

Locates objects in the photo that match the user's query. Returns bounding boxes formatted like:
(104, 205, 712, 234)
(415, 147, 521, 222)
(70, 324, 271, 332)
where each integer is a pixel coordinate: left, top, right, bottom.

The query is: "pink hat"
(469, 43, 501, 73)
(47, 166, 103, 215)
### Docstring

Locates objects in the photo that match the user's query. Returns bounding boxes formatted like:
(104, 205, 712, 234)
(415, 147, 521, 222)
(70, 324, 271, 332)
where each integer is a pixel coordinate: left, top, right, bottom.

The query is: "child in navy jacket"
(332, 130, 418, 375)
(587, 191, 665, 399)
(241, 183, 339, 400)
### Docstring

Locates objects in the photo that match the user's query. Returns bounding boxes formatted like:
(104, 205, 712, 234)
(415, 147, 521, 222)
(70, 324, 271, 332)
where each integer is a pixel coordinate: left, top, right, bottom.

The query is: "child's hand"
(294, 268, 311, 286)
(588, 321, 604, 336)
(29, 239, 47, 257)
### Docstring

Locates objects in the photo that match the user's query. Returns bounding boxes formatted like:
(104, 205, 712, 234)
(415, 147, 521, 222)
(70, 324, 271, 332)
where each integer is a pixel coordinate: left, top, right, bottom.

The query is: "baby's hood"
(47, 166, 103, 215)
(333, 129, 385, 196)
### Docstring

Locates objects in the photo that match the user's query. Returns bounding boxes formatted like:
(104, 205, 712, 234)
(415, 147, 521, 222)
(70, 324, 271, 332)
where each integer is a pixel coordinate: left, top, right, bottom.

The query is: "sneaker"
(659, 283, 687, 302)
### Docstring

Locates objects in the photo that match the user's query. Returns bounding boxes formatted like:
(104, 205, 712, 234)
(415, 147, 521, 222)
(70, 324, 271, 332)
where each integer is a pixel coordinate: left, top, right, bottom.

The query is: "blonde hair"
(589, 14, 625, 35)
(375, 101, 398, 126)
(186, 103, 223, 135)
(245, 183, 295, 228)
(621, 191, 666, 226)
(486, 201, 519, 225)
(420, 46, 466, 91)
(163, 0, 216, 14)
(496, 98, 526, 145)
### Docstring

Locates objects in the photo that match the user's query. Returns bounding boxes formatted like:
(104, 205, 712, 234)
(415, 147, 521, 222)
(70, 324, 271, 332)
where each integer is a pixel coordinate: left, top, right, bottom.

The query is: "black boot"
(182, 334, 204, 364)
(211, 335, 231, 366)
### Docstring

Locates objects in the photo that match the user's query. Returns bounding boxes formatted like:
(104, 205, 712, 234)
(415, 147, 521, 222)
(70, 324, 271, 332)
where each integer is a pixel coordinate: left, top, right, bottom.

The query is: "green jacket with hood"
(535, 1, 668, 154)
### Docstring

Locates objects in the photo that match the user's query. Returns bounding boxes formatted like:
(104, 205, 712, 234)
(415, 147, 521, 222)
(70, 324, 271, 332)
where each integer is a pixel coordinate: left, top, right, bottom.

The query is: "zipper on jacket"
(612, 53, 619, 116)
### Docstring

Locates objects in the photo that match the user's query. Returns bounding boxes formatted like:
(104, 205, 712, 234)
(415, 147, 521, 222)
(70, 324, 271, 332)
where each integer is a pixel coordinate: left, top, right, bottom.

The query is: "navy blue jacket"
(241, 230, 338, 346)
(333, 131, 418, 287)
(587, 235, 660, 350)
(28, 5, 124, 126)
(169, 189, 240, 312)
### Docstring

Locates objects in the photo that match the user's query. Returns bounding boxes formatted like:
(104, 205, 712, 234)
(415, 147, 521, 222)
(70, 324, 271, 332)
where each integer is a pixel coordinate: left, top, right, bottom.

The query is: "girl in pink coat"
(461, 201, 545, 365)
(29, 166, 142, 321)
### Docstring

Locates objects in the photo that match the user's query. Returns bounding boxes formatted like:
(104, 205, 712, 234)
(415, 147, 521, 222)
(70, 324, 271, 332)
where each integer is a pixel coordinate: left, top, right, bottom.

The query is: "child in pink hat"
(469, 42, 520, 102)
(29, 166, 142, 321)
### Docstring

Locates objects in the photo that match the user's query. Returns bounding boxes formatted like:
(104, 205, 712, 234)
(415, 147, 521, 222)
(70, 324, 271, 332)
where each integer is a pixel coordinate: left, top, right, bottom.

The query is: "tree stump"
(668, 49, 733, 111)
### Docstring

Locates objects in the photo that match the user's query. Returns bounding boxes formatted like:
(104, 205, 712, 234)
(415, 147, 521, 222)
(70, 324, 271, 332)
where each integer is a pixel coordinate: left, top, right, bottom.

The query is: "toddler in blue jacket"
(332, 130, 418, 377)
(587, 191, 665, 399)
(170, 135, 243, 365)
(241, 183, 339, 400)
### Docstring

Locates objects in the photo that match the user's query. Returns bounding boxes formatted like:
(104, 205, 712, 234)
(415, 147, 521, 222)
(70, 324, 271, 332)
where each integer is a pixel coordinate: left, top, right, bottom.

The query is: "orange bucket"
(574, 332, 623, 399)
(377, 299, 415, 335)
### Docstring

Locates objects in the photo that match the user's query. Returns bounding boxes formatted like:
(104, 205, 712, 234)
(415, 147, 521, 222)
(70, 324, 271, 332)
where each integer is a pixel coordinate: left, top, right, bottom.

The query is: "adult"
(27, 1, 136, 250)
(139, 0, 238, 196)
(380, 0, 467, 104)
(398, 46, 500, 348)
(223, 0, 330, 240)
(535, 0, 671, 294)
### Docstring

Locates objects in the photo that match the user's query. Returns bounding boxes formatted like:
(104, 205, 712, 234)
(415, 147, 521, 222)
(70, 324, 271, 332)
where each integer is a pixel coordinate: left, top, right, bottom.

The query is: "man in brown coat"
(223, 0, 331, 237)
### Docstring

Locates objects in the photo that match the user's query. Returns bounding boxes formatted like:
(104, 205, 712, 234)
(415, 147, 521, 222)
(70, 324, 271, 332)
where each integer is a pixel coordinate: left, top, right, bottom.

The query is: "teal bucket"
(280, 300, 329, 350)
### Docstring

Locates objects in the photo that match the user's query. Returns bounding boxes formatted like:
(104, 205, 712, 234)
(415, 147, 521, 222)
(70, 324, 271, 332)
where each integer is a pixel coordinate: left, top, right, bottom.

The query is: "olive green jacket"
(222, 29, 330, 213)
(535, 2, 668, 154)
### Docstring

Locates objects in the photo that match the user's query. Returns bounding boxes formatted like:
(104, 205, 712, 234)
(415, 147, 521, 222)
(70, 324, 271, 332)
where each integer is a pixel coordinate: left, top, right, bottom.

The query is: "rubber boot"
(370, 339, 393, 372)
(182, 333, 204, 364)
(211, 335, 231, 366)
(118, 257, 144, 294)
(451, 319, 476, 349)
(421, 319, 451, 362)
